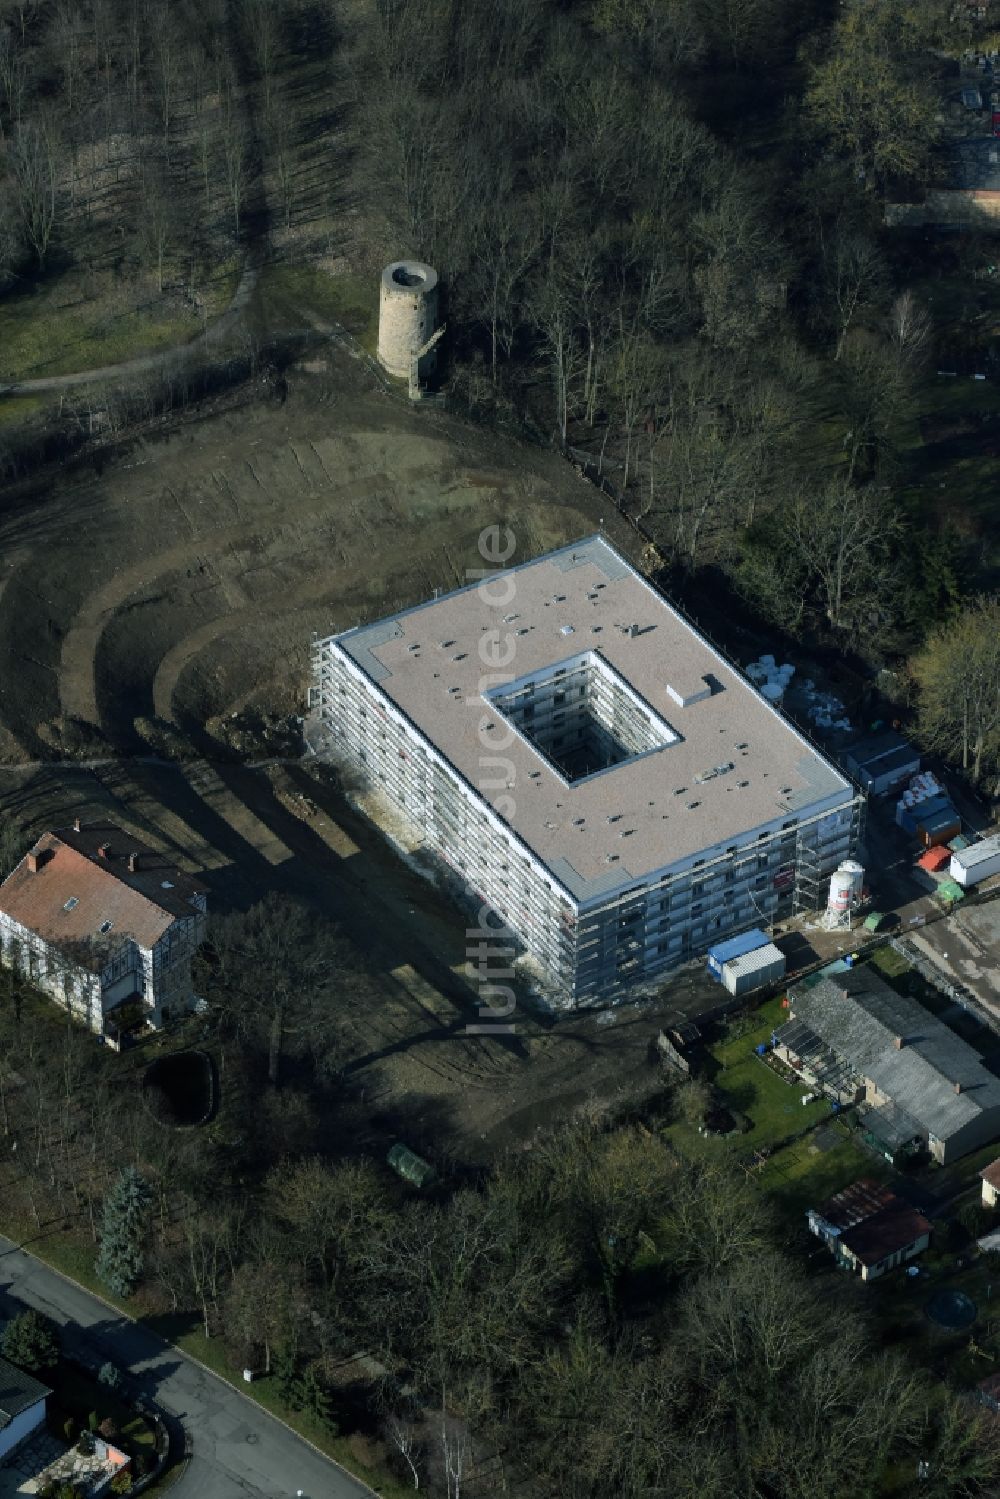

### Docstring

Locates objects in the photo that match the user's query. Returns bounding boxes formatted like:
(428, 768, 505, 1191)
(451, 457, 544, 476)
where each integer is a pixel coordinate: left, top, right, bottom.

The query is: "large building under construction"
(312, 536, 863, 1006)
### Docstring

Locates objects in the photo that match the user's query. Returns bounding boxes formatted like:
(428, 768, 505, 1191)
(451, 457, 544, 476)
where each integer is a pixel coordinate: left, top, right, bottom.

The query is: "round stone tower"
(377, 260, 439, 379)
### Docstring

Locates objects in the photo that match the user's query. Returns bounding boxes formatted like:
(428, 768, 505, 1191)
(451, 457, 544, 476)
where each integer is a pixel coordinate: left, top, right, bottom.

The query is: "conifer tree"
(96, 1167, 152, 1297)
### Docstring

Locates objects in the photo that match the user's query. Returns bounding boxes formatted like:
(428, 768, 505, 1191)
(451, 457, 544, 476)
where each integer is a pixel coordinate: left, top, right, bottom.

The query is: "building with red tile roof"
(0, 820, 207, 1037)
(808, 1178, 932, 1282)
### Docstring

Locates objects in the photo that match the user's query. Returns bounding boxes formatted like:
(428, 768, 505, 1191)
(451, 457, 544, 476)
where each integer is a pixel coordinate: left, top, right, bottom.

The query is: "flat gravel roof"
(331, 536, 852, 900)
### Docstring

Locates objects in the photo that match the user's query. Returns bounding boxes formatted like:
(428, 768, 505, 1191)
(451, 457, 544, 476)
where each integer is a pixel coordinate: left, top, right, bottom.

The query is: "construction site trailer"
(721, 943, 786, 997)
(707, 928, 770, 980)
(919, 807, 961, 848)
(951, 834, 1000, 888)
(844, 733, 920, 796)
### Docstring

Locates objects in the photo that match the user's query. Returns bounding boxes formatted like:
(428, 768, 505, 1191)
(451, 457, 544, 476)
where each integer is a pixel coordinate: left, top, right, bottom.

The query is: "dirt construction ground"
(0, 342, 713, 1160)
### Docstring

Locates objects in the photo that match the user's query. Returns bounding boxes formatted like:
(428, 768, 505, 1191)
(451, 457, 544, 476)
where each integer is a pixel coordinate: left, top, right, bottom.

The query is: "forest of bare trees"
(0, 0, 997, 783)
(3, 913, 1000, 1499)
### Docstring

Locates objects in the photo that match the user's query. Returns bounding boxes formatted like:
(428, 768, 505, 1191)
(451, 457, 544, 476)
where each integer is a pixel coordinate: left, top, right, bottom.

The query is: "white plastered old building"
(0, 820, 207, 1036)
(313, 536, 864, 1006)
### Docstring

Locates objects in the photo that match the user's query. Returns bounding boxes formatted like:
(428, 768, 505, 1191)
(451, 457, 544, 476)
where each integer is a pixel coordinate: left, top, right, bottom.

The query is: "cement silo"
(377, 260, 439, 379)
(827, 859, 865, 921)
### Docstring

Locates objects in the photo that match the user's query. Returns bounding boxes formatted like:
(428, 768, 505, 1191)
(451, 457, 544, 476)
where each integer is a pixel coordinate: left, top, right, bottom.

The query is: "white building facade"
(313, 537, 864, 1006)
(0, 822, 207, 1036)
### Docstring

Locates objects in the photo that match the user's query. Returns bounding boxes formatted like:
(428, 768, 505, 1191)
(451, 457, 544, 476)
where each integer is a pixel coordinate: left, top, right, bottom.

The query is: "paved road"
(0, 1234, 374, 1499)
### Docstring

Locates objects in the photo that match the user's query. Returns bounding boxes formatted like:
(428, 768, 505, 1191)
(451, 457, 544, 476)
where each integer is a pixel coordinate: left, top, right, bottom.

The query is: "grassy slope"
(250, 265, 379, 354)
(0, 259, 240, 384)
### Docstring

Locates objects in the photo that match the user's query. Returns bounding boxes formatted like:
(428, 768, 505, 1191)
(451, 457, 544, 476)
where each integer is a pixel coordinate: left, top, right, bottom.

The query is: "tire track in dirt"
(58, 520, 262, 725)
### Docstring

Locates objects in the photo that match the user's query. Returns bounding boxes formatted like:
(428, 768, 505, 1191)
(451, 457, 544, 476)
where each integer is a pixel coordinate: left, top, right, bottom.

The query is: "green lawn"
(52, 1362, 156, 1452)
(869, 945, 910, 980)
(758, 1128, 889, 1215)
(708, 996, 829, 1148)
(0, 258, 240, 385)
(663, 996, 895, 1217)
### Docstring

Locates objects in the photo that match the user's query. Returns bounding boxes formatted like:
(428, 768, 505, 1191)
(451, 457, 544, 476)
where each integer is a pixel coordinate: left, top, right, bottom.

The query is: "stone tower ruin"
(377, 261, 439, 380)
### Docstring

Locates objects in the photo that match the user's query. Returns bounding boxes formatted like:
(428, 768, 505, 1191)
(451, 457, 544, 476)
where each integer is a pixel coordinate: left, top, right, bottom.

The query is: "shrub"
(98, 1416, 119, 1441)
(87, 1410, 100, 1433)
(133, 1452, 153, 1477)
(1, 1309, 60, 1372)
(109, 1472, 133, 1495)
(132, 715, 195, 761)
(35, 715, 113, 759)
(63, 1416, 76, 1442)
(77, 1430, 95, 1456)
(98, 1361, 122, 1391)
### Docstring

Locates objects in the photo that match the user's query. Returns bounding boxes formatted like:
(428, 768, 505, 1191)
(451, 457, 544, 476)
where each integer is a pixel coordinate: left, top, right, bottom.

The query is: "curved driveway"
(0, 1234, 374, 1499)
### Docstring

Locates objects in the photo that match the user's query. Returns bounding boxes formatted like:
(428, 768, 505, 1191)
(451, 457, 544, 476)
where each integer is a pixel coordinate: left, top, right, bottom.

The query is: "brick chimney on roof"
(97, 843, 110, 859)
(73, 817, 81, 832)
(955, 1081, 964, 1095)
(26, 849, 42, 873)
(127, 852, 138, 872)
(894, 1035, 905, 1049)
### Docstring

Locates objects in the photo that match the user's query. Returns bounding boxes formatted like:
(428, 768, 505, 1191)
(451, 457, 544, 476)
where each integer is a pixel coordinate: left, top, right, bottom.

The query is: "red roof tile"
(840, 1205, 932, 1268)
(0, 822, 205, 957)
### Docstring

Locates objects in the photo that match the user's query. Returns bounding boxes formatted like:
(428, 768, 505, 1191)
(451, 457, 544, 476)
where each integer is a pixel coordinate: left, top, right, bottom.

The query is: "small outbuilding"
(0, 1358, 50, 1463)
(981, 1158, 1000, 1208)
(807, 1179, 931, 1282)
(720, 942, 785, 997)
(951, 834, 1000, 889)
(843, 733, 920, 797)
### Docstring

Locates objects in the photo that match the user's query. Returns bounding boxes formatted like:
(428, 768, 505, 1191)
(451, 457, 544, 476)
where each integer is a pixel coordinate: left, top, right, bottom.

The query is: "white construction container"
(950, 834, 1000, 888)
(721, 942, 786, 997)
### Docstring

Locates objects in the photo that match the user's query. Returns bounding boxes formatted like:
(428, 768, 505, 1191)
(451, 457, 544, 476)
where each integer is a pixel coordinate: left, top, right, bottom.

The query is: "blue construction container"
(707, 928, 769, 979)
(900, 795, 950, 835)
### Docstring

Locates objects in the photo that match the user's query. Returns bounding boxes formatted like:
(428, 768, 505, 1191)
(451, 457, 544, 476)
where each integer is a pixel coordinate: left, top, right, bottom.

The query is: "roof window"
(63, 897, 79, 911)
(98, 921, 114, 934)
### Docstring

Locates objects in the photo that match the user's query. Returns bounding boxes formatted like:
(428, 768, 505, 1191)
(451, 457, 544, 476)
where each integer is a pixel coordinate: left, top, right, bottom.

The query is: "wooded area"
(1, 898, 999, 1498)
(0, 0, 997, 788)
(2, 1, 1000, 1491)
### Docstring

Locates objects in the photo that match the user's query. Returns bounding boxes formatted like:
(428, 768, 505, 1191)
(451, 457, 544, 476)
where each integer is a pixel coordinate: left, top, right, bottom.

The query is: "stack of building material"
(950, 834, 1000, 888)
(800, 679, 852, 733)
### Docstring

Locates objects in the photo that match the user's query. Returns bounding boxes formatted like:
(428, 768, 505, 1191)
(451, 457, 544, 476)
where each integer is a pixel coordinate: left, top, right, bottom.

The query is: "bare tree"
(439, 1413, 468, 1499)
(9, 115, 59, 266)
(387, 1415, 421, 1490)
(784, 478, 903, 631)
(821, 227, 886, 360)
(241, 0, 279, 122)
(888, 289, 932, 369)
